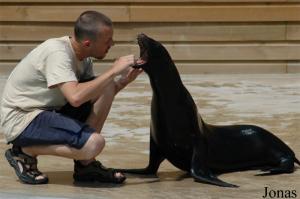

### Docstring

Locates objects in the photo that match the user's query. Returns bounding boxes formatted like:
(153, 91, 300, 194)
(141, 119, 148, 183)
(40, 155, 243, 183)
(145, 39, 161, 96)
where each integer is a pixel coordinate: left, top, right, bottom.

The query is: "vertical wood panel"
(287, 24, 300, 40)
(287, 62, 300, 73)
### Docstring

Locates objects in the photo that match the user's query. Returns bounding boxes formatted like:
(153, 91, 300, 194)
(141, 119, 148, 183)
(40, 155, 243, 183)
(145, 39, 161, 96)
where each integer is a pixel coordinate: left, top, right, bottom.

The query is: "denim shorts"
(11, 102, 95, 149)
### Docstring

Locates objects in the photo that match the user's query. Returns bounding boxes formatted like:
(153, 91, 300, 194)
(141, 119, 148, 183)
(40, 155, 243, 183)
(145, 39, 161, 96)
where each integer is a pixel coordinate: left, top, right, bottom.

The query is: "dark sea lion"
(123, 33, 299, 187)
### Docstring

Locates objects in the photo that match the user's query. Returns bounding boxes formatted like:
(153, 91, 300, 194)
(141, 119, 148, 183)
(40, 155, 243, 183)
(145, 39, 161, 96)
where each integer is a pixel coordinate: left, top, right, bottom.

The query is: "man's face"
(91, 25, 114, 59)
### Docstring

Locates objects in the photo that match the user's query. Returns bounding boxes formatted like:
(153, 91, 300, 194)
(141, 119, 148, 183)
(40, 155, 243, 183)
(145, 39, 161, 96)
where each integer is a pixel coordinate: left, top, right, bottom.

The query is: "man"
(1, 10, 143, 184)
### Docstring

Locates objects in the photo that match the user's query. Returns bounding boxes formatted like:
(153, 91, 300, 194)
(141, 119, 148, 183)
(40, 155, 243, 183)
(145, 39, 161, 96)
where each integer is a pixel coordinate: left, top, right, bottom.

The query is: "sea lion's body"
(121, 34, 299, 187)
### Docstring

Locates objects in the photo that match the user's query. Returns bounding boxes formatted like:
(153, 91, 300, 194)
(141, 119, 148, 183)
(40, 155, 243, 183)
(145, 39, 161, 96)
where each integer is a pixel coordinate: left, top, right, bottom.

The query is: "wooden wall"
(0, 0, 300, 74)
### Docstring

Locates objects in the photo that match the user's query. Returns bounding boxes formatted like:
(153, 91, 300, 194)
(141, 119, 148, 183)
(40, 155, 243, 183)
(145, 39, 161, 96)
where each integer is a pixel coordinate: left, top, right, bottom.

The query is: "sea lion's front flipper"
(117, 136, 165, 175)
(190, 141, 238, 188)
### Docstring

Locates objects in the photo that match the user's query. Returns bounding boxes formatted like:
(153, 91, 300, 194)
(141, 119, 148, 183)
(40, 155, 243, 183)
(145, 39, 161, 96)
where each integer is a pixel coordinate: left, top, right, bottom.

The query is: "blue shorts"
(11, 102, 95, 149)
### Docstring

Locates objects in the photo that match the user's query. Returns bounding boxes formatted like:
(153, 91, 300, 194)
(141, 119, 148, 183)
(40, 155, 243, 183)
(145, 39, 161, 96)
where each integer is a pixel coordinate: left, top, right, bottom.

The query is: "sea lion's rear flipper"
(256, 156, 297, 176)
(116, 136, 165, 175)
(190, 142, 238, 188)
(295, 157, 300, 166)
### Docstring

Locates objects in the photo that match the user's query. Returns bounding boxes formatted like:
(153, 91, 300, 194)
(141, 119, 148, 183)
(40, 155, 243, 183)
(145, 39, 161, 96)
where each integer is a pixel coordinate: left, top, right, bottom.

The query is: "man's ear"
(82, 39, 91, 47)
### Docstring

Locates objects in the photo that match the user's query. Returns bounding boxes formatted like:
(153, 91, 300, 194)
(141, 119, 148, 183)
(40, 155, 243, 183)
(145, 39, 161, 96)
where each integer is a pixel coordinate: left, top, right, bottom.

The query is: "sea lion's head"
(134, 33, 174, 74)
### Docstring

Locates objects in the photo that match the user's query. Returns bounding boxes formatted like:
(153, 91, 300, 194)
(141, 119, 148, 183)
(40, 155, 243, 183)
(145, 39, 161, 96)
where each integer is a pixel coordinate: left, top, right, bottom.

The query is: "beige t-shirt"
(0, 36, 94, 142)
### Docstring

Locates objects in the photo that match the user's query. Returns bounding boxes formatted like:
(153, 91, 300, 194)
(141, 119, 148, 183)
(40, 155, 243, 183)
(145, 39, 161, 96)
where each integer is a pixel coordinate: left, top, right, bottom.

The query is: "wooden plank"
(0, 43, 136, 61)
(1, 43, 300, 61)
(0, 23, 286, 42)
(0, 62, 287, 75)
(0, 24, 73, 42)
(175, 63, 287, 74)
(70, 61, 287, 74)
(0, 5, 130, 22)
(287, 62, 300, 73)
(166, 44, 300, 61)
(1, 5, 300, 22)
(131, 23, 287, 41)
(0, 62, 15, 76)
(0, 24, 135, 42)
(93, 62, 288, 74)
(63, 61, 287, 74)
(287, 24, 300, 40)
(1, 0, 299, 3)
(92, 63, 286, 74)
(130, 5, 300, 22)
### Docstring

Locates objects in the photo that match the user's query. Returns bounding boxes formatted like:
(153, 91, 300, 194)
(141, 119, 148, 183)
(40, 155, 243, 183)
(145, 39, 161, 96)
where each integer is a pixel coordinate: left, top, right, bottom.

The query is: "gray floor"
(0, 74, 299, 199)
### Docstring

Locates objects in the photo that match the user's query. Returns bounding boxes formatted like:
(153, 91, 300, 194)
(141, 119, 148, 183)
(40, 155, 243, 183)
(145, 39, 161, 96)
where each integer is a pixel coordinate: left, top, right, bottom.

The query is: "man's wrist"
(114, 79, 126, 93)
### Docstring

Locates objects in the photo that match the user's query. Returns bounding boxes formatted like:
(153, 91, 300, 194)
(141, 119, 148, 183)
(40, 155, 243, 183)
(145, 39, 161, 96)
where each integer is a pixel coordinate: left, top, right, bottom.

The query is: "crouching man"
(1, 10, 143, 184)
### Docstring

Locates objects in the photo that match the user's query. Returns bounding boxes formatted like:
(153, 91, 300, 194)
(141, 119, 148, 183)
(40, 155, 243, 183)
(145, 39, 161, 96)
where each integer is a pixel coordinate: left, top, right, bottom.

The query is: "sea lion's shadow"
(157, 170, 190, 181)
(45, 171, 123, 188)
(125, 170, 190, 183)
(45, 170, 189, 187)
(43, 167, 300, 188)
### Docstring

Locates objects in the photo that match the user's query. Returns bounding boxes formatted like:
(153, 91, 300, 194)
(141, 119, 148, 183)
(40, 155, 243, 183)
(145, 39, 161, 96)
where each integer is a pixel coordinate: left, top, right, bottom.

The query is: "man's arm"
(114, 67, 143, 94)
(58, 55, 135, 107)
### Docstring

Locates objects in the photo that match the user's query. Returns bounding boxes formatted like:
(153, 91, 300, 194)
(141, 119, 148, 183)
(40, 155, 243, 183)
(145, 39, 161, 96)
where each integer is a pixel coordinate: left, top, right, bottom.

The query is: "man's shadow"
(45, 170, 189, 188)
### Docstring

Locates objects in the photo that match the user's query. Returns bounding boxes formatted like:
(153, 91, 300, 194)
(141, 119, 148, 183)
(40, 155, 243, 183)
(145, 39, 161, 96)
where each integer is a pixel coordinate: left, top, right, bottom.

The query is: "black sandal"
(5, 147, 48, 184)
(73, 160, 126, 184)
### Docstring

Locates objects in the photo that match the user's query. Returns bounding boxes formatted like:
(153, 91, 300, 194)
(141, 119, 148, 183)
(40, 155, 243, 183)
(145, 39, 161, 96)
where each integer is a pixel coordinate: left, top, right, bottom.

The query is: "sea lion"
(123, 33, 299, 187)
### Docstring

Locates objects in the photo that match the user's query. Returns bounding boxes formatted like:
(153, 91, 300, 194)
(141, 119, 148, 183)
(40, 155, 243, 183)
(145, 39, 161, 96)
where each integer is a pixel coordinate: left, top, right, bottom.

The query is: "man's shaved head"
(74, 10, 112, 42)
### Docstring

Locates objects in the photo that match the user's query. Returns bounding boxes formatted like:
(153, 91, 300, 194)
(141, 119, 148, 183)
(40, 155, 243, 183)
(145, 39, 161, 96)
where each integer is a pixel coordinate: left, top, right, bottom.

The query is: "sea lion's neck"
(148, 64, 184, 101)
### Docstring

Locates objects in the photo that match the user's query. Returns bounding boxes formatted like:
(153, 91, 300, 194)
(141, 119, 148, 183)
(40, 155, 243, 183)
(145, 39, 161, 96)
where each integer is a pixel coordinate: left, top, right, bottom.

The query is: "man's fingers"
(133, 59, 138, 66)
(124, 54, 135, 61)
(111, 54, 138, 76)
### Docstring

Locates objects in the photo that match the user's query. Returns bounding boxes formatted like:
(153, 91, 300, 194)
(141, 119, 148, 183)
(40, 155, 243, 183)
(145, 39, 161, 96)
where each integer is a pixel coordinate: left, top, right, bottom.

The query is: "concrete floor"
(0, 74, 299, 199)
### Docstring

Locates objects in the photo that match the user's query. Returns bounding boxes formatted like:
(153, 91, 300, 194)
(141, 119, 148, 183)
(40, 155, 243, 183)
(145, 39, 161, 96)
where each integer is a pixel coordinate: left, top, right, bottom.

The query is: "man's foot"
(73, 160, 126, 184)
(5, 146, 48, 184)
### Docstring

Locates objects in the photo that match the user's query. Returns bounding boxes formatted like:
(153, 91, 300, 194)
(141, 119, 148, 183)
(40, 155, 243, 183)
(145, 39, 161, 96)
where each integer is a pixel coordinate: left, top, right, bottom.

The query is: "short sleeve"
(45, 51, 78, 88)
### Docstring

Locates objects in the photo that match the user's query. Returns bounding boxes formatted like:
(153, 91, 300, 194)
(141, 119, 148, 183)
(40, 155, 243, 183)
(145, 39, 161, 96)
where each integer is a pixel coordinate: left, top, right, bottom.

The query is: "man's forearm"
(59, 68, 116, 107)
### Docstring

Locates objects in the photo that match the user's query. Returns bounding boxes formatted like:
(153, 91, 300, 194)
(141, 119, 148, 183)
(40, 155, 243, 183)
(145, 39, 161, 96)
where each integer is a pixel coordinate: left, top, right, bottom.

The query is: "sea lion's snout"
(132, 58, 146, 69)
(137, 33, 147, 41)
(133, 33, 149, 69)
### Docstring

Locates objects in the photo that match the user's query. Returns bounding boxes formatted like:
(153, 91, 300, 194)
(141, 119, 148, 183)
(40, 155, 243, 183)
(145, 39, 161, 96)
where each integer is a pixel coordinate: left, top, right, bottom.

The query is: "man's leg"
(15, 81, 124, 183)
(7, 132, 114, 184)
(22, 133, 105, 161)
(21, 81, 117, 160)
(86, 80, 116, 132)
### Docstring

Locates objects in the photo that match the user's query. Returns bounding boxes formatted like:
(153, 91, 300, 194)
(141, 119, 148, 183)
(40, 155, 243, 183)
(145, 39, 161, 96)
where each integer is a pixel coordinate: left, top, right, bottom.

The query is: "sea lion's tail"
(295, 157, 300, 165)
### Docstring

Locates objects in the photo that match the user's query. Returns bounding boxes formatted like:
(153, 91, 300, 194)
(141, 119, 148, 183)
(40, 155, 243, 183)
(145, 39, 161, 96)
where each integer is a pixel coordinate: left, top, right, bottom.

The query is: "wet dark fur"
(120, 34, 299, 187)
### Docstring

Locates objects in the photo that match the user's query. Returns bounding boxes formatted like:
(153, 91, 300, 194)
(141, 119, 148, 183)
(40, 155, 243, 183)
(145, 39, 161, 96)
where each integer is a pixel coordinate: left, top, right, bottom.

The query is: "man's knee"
(80, 133, 105, 160)
(100, 81, 116, 100)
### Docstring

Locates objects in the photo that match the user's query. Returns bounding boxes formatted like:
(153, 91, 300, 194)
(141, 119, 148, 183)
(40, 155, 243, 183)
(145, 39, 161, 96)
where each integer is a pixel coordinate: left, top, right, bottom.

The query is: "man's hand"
(115, 67, 143, 93)
(111, 54, 135, 76)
